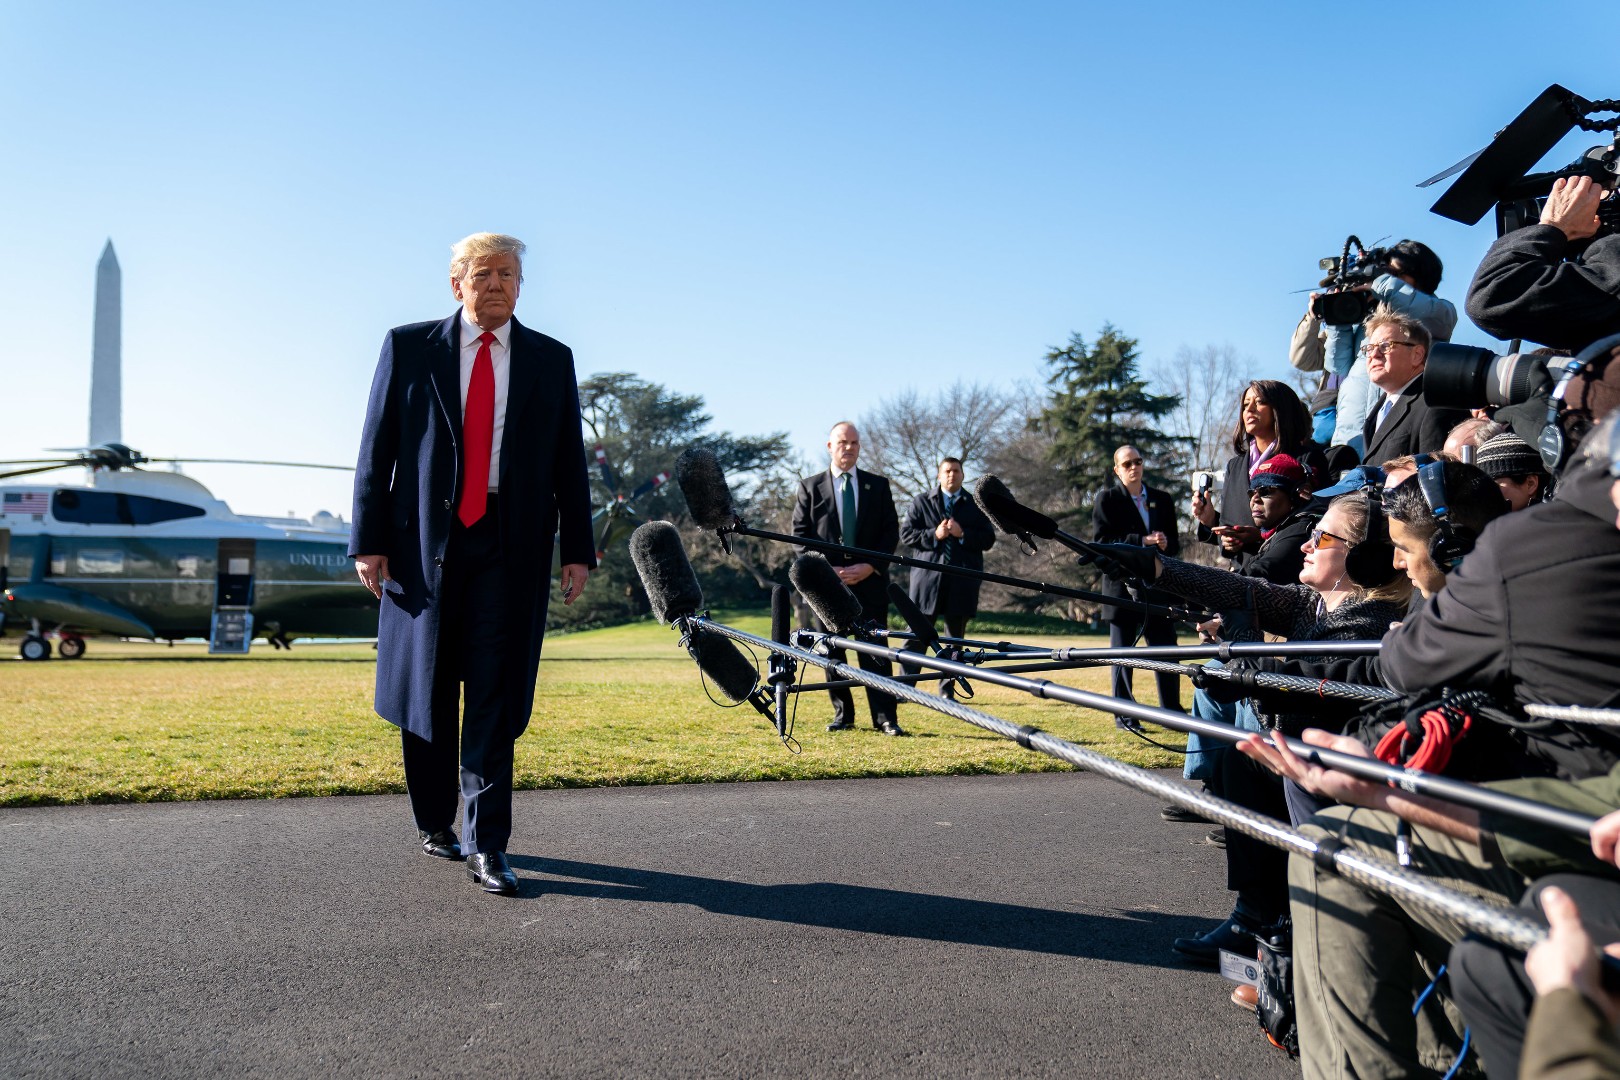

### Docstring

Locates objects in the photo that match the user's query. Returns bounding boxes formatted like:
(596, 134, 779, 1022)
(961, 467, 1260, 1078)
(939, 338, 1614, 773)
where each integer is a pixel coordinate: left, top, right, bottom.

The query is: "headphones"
(1411, 456, 1477, 573)
(1343, 486, 1399, 589)
(1538, 332, 1620, 471)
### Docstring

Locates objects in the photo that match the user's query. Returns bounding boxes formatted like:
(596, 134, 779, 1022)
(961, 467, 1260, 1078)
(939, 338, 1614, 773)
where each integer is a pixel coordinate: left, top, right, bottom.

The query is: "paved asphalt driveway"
(1, 772, 1298, 1078)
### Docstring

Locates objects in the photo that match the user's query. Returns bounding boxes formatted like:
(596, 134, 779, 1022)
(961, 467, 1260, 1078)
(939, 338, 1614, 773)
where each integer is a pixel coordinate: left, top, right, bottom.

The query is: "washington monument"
(89, 240, 120, 446)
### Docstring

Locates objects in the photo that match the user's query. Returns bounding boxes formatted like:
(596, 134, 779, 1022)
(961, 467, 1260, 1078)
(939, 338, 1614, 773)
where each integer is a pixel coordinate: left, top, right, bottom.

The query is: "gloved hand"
(1079, 542, 1161, 583)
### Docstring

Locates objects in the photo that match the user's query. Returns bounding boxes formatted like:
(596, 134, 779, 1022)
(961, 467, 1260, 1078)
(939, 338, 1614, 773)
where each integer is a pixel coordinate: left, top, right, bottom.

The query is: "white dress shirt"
(458, 311, 512, 491)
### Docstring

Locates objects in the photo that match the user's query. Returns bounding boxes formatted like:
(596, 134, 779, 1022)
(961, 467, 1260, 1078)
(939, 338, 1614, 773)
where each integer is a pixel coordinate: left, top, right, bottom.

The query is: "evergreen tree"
(1032, 325, 1185, 509)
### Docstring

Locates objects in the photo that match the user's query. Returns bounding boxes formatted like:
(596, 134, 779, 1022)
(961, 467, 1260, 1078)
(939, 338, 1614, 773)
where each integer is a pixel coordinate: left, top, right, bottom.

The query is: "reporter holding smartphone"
(1192, 380, 1325, 567)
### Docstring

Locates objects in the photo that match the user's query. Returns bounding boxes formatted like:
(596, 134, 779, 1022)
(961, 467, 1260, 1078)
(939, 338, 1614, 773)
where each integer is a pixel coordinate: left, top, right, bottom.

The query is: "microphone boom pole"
(790, 625, 1597, 839)
(681, 614, 1563, 956)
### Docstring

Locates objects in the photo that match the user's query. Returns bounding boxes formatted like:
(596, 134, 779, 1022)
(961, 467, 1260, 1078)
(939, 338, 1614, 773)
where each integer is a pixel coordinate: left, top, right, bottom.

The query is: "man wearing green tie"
(790, 421, 904, 735)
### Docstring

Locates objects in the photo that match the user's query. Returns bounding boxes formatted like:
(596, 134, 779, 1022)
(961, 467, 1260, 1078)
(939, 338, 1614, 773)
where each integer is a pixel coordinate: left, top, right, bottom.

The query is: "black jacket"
(1237, 508, 1315, 586)
(1466, 225, 1620, 351)
(1382, 453, 1620, 780)
(1197, 445, 1328, 564)
(1092, 482, 1180, 625)
(901, 487, 995, 618)
(1361, 373, 1468, 466)
(791, 467, 899, 623)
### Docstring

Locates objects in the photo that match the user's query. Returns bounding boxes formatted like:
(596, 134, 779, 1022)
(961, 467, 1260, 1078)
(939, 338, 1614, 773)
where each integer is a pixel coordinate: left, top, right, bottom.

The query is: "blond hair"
(449, 233, 526, 285)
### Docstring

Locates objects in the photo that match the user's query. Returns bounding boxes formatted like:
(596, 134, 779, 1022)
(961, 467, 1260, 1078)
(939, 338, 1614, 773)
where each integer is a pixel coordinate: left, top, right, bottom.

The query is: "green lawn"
(0, 615, 1189, 807)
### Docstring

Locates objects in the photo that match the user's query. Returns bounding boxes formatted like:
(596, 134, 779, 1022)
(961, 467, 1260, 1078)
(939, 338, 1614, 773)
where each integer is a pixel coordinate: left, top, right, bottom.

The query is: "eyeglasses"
(1360, 340, 1419, 358)
(1307, 528, 1351, 549)
(1118, 459, 1143, 468)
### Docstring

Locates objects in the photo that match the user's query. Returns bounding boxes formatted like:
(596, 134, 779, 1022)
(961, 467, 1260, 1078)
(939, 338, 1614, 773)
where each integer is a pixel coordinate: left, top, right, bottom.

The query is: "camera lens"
(1424, 343, 1498, 409)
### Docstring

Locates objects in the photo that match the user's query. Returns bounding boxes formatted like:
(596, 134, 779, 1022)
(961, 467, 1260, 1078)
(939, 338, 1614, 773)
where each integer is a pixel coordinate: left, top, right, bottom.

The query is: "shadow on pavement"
(509, 854, 1205, 968)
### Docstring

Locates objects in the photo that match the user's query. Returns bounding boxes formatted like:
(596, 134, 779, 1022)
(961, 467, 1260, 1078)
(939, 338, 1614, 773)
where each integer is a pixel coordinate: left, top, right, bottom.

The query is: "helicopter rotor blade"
(592, 444, 621, 494)
(0, 457, 80, 466)
(1416, 147, 1486, 189)
(627, 470, 670, 501)
(0, 462, 78, 481)
(146, 458, 354, 471)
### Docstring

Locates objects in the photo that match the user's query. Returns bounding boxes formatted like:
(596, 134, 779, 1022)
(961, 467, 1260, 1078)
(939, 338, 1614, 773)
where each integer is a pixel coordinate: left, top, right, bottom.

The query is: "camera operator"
(1467, 176, 1620, 350)
(1383, 459, 1510, 602)
(1292, 240, 1457, 455)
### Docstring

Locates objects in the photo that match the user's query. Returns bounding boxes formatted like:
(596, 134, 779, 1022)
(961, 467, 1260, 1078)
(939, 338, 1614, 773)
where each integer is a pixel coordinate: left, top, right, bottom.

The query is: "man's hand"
(934, 518, 963, 541)
(835, 562, 876, 586)
(1196, 615, 1223, 643)
(355, 555, 390, 599)
(1591, 809, 1620, 869)
(1144, 530, 1168, 550)
(559, 563, 590, 606)
(1237, 728, 1387, 808)
(1525, 886, 1620, 1023)
(1540, 175, 1605, 242)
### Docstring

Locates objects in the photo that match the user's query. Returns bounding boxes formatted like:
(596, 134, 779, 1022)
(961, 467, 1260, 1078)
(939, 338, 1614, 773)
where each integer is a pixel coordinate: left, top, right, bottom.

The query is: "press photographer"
(1467, 174, 1620, 351)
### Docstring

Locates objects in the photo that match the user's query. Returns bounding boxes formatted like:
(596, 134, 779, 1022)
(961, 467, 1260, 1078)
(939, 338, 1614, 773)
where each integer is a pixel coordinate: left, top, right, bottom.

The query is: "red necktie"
(457, 331, 496, 527)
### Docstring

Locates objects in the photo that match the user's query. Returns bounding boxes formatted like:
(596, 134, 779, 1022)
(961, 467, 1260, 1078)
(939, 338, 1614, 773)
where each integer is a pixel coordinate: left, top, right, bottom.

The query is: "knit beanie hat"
(1475, 433, 1546, 479)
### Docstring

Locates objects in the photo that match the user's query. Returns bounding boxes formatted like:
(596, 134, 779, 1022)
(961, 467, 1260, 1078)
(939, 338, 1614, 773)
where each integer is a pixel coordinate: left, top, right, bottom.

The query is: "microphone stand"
(681, 614, 1590, 961)
(713, 518, 1211, 623)
(787, 624, 1595, 838)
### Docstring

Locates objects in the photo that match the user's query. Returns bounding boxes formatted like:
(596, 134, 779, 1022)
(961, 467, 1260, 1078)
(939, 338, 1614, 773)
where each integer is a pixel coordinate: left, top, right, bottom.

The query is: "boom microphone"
(686, 626, 764, 706)
(789, 553, 864, 636)
(887, 582, 941, 654)
(629, 521, 705, 624)
(974, 475, 1059, 543)
(674, 446, 738, 531)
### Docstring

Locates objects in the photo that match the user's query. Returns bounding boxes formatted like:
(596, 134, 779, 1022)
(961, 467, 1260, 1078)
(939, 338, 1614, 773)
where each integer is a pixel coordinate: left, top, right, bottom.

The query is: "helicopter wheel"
(57, 636, 86, 660)
(20, 635, 50, 661)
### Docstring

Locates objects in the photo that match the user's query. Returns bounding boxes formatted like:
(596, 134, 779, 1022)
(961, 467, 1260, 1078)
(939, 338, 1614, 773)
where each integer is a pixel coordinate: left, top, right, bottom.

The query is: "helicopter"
(0, 442, 674, 662)
(0, 443, 375, 660)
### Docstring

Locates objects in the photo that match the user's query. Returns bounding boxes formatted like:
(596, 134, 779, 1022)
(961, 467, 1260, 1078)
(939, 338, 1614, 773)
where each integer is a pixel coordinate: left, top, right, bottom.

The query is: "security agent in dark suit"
(350, 233, 596, 896)
(900, 457, 996, 641)
(1360, 309, 1469, 466)
(1090, 445, 1184, 719)
(790, 422, 905, 735)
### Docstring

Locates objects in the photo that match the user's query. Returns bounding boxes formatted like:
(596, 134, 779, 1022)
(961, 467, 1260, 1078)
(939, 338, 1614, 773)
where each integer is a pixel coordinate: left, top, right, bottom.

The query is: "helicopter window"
(52, 490, 205, 525)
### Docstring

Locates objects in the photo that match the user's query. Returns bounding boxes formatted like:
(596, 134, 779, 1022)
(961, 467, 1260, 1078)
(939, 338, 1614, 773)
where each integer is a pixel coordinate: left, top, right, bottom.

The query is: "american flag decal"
(3, 491, 49, 515)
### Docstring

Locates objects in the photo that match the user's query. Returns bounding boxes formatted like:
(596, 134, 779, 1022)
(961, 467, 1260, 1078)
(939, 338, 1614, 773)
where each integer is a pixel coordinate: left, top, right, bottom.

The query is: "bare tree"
(858, 381, 1025, 503)
(1150, 343, 1251, 478)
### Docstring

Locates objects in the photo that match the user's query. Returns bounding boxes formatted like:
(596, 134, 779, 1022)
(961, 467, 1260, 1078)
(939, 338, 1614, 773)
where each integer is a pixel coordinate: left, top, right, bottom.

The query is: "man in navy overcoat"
(349, 232, 595, 895)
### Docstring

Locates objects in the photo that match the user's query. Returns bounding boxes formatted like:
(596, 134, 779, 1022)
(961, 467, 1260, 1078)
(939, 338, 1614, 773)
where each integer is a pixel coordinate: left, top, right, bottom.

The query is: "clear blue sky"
(2, 2, 1616, 518)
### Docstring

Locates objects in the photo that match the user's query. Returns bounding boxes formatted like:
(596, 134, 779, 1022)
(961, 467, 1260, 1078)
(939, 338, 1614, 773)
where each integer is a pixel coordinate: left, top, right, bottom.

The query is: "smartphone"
(1192, 471, 1215, 497)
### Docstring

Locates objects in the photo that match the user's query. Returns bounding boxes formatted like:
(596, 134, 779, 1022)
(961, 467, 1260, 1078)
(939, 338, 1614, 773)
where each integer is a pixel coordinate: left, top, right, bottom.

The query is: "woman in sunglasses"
(1089, 488, 1411, 967)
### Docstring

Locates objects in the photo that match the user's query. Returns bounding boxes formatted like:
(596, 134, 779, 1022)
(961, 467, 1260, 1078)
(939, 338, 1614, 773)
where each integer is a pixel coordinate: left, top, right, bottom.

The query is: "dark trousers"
(821, 581, 897, 726)
(1449, 874, 1620, 1078)
(1220, 745, 1289, 923)
(401, 499, 514, 856)
(1108, 614, 1183, 719)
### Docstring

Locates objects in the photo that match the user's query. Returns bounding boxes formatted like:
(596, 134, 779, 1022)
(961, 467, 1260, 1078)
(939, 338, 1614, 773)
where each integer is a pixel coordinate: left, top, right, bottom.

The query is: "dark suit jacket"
(790, 468, 898, 624)
(1361, 373, 1468, 466)
(349, 312, 596, 740)
(1091, 482, 1180, 625)
(900, 487, 995, 618)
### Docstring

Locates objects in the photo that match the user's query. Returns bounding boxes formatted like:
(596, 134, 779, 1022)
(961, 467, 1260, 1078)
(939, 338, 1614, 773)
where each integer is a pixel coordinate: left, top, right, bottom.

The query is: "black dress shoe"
(827, 718, 854, 732)
(875, 720, 907, 736)
(1161, 804, 1213, 824)
(419, 829, 463, 861)
(467, 852, 518, 895)
(1171, 914, 1259, 966)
